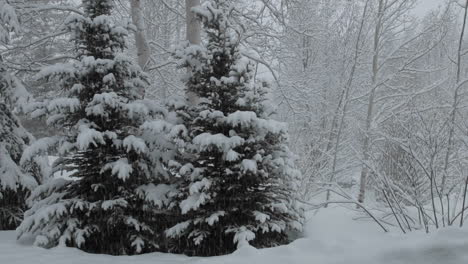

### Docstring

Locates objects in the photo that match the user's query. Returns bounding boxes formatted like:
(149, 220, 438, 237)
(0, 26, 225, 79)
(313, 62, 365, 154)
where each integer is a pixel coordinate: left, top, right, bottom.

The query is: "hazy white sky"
(414, 0, 444, 17)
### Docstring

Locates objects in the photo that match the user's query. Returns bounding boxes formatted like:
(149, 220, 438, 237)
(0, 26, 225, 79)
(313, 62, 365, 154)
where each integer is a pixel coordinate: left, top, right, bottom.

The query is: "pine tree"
(166, 0, 304, 256)
(0, 102, 39, 230)
(0, 0, 47, 230)
(17, 0, 165, 255)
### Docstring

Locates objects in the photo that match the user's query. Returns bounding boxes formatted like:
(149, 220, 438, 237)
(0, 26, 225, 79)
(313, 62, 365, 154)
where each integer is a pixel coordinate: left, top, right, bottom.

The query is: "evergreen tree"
(0, 0, 47, 230)
(166, 0, 304, 256)
(0, 102, 39, 230)
(17, 0, 164, 255)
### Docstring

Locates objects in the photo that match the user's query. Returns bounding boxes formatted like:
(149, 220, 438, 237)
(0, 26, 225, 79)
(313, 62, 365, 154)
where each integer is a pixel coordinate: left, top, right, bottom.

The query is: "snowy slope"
(2, 206, 468, 264)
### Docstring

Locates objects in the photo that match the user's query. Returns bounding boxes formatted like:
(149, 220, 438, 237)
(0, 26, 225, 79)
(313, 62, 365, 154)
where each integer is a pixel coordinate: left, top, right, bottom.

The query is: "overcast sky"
(413, 0, 444, 17)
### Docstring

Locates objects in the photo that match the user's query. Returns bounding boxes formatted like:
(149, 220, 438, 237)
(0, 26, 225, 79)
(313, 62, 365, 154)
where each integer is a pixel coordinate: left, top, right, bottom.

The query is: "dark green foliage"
(17, 0, 165, 255)
(165, 0, 304, 256)
(0, 104, 31, 230)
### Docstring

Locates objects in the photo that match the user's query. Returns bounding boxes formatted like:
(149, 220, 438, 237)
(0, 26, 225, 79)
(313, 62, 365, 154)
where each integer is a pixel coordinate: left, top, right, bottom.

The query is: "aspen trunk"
(130, 0, 150, 98)
(442, 0, 468, 195)
(185, 0, 202, 106)
(326, 0, 369, 205)
(186, 0, 202, 45)
(358, 0, 384, 204)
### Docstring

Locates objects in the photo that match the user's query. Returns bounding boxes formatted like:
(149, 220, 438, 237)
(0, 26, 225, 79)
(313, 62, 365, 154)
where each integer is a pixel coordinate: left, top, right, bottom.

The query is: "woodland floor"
(2, 205, 468, 264)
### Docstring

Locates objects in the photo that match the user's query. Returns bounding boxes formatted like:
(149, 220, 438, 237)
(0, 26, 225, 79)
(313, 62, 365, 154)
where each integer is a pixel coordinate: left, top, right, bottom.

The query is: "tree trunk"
(326, 0, 369, 205)
(185, 0, 202, 106)
(130, 0, 150, 98)
(358, 0, 384, 204)
(441, 0, 468, 194)
(186, 0, 202, 45)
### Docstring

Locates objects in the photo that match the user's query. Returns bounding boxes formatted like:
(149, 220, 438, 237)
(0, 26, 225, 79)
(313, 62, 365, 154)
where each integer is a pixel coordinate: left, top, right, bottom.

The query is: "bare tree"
(358, 0, 418, 203)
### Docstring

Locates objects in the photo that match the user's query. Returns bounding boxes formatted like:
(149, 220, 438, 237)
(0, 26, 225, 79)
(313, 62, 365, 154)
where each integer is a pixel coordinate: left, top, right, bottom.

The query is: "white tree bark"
(186, 0, 201, 45)
(358, 0, 384, 204)
(326, 0, 369, 205)
(130, 0, 150, 98)
(185, 0, 201, 106)
(442, 0, 468, 195)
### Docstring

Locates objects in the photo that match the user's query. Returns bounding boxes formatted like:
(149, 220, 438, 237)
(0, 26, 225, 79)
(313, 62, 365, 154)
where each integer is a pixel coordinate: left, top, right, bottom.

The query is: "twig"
(298, 198, 389, 233)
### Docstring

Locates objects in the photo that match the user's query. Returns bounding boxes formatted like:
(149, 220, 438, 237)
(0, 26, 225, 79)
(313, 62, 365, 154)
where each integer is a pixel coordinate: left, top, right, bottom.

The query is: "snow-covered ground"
(2, 206, 468, 264)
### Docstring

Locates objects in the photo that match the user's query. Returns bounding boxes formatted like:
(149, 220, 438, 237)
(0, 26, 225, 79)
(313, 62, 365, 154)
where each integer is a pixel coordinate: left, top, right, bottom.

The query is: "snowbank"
(2, 206, 468, 263)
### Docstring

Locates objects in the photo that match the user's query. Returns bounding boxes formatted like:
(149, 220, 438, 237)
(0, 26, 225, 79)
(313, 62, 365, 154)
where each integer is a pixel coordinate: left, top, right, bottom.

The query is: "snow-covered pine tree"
(0, 0, 47, 230)
(166, 0, 304, 256)
(0, 102, 40, 230)
(17, 0, 166, 255)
